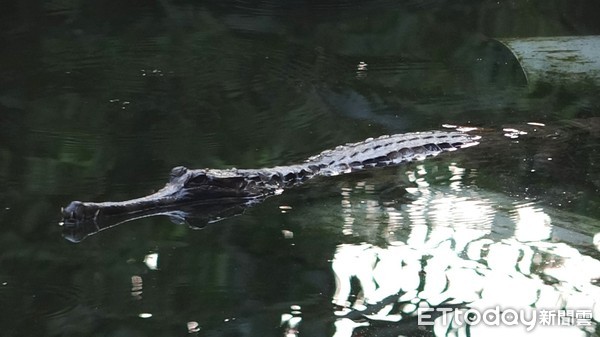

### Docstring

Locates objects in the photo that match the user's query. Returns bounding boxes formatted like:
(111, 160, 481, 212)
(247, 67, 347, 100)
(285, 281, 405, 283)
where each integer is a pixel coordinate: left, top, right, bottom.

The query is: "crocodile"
(61, 131, 480, 226)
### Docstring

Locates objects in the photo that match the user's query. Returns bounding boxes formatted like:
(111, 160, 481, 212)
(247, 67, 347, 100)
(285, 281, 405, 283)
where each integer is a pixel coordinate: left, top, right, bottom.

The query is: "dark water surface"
(1, 1, 600, 336)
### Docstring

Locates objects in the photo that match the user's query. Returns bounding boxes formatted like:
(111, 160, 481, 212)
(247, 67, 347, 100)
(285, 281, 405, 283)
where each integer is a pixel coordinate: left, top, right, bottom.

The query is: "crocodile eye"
(186, 170, 208, 185)
(170, 166, 188, 181)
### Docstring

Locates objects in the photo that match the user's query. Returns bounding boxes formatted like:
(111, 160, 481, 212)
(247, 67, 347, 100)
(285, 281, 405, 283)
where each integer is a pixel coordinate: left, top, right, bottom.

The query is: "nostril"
(62, 201, 88, 221)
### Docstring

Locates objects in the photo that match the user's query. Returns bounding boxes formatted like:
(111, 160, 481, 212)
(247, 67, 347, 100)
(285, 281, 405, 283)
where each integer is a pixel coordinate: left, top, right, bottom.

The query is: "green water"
(1, 1, 599, 336)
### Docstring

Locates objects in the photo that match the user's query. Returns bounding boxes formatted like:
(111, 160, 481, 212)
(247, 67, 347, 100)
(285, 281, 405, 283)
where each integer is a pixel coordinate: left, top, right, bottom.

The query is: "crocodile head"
(167, 166, 277, 199)
(61, 166, 272, 225)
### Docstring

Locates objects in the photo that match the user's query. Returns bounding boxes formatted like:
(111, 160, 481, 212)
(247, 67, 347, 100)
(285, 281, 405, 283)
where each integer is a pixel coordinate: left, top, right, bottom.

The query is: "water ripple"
(0, 278, 84, 322)
(29, 283, 83, 319)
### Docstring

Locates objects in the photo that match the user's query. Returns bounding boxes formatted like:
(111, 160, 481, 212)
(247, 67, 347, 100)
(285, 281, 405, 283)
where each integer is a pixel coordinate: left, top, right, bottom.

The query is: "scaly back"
(306, 131, 480, 176)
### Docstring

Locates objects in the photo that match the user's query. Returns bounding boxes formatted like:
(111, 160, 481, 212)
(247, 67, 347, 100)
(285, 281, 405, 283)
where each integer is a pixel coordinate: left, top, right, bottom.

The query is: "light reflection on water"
(318, 163, 600, 336)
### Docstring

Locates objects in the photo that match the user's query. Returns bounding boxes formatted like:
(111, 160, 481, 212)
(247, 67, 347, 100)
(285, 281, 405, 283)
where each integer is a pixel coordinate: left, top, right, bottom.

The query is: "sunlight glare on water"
(327, 159, 599, 336)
